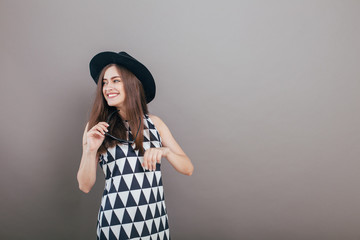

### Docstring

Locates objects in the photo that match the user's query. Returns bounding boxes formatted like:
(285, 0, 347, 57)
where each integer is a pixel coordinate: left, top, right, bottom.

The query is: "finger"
(146, 149, 153, 171)
(143, 159, 148, 171)
(155, 150, 161, 169)
(90, 125, 101, 133)
(90, 126, 106, 138)
(90, 129, 105, 138)
(94, 125, 107, 134)
(150, 149, 157, 171)
(149, 149, 156, 171)
(95, 125, 107, 135)
(99, 121, 110, 127)
(152, 155, 158, 171)
(143, 150, 149, 171)
(152, 156, 157, 171)
(97, 125, 108, 133)
(97, 122, 109, 132)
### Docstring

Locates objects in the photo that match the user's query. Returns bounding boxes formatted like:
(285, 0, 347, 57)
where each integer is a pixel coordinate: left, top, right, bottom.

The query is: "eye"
(114, 79, 121, 83)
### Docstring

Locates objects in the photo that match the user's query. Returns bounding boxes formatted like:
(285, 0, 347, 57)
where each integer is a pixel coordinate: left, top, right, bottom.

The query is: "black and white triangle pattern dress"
(97, 114, 170, 240)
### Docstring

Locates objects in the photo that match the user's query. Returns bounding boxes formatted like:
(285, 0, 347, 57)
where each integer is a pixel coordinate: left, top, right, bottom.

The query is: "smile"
(107, 93, 119, 98)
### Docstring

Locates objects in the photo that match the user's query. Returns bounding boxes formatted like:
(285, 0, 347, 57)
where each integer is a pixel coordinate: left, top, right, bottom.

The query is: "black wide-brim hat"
(89, 51, 156, 103)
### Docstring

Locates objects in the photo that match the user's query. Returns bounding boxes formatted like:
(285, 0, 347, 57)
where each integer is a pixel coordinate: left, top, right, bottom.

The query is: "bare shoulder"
(148, 114, 162, 125)
(147, 114, 186, 156)
(147, 114, 169, 134)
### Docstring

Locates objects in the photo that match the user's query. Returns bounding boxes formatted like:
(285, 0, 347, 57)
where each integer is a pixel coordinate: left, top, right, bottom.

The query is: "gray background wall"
(1, 0, 360, 239)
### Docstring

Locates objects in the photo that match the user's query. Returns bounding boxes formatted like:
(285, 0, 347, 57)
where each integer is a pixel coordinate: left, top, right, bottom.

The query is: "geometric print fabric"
(97, 114, 170, 240)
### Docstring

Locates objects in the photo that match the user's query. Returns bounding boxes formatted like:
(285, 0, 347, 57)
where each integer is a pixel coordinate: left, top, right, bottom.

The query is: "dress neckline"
(123, 114, 148, 122)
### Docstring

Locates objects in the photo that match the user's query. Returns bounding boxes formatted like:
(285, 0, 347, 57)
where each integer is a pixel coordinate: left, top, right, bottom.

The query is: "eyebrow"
(102, 76, 121, 81)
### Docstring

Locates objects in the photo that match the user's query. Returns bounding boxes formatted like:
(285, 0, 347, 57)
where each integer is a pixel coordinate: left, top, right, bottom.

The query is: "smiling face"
(102, 65, 127, 110)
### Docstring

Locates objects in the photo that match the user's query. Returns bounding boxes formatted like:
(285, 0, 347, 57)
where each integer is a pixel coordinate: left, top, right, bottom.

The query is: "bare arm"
(77, 121, 108, 193)
(144, 115, 194, 176)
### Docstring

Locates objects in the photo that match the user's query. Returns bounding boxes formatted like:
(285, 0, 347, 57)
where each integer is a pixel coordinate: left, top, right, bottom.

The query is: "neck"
(116, 107, 127, 120)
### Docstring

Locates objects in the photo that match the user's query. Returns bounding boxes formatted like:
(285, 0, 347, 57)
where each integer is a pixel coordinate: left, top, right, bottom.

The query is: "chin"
(107, 101, 123, 108)
(106, 101, 116, 106)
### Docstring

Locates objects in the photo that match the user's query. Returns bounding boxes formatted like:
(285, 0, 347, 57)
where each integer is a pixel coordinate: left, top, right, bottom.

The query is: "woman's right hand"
(85, 122, 109, 152)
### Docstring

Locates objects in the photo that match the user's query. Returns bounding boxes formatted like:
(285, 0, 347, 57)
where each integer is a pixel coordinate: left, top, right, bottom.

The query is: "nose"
(103, 82, 114, 91)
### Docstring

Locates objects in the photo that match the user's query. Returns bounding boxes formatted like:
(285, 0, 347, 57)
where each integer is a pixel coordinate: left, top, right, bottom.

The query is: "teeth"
(108, 94, 118, 97)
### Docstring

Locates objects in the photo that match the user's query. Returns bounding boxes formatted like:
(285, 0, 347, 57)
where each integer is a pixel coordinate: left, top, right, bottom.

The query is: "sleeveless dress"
(96, 114, 170, 240)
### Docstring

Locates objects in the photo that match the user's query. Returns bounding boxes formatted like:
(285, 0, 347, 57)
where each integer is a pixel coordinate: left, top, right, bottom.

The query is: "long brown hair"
(88, 64, 148, 155)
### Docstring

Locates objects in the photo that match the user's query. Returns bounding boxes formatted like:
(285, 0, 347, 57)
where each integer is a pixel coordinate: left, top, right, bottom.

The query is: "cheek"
(120, 86, 126, 97)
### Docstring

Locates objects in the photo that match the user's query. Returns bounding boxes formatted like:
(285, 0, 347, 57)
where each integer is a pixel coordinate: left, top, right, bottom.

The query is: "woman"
(77, 51, 194, 240)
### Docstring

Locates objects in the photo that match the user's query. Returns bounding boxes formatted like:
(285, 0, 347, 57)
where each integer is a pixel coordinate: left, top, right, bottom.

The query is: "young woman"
(77, 51, 194, 240)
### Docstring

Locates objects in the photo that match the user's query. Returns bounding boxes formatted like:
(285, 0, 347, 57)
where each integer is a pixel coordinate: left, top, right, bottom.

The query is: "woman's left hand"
(142, 147, 169, 171)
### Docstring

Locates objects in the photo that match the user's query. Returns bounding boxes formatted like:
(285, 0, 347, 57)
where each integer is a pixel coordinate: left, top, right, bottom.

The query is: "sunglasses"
(104, 110, 141, 144)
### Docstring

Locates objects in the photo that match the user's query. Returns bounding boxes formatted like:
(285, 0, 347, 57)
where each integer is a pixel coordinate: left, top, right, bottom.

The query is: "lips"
(107, 93, 119, 99)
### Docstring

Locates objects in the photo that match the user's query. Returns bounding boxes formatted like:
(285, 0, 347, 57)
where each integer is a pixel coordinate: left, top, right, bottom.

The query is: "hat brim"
(89, 51, 156, 103)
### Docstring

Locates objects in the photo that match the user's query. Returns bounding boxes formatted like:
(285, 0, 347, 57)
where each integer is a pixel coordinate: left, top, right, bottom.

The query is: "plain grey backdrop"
(1, 0, 360, 239)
